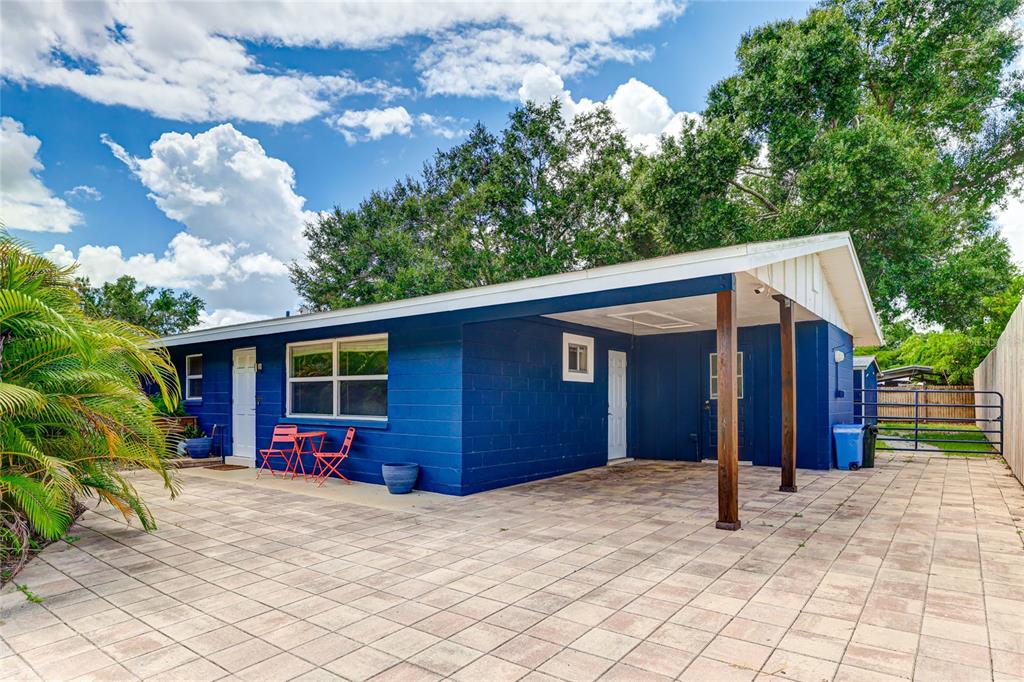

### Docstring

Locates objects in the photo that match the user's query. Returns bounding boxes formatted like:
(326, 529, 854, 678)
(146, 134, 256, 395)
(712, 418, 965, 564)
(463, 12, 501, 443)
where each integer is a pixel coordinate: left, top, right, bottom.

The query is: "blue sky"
(1, 1, 1019, 326)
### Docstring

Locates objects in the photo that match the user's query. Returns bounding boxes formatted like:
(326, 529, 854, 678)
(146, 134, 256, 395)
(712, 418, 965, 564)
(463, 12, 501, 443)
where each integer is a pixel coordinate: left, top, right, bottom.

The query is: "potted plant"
(150, 394, 197, 433)
(381, 462, 419, 494)
(181, 423, 212, 459)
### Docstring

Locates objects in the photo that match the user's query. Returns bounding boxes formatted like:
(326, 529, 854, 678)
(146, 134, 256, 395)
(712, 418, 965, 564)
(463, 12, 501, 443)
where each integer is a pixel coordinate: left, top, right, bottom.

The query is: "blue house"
(162, 232, 882, 529)
(853, 355, 879, 425)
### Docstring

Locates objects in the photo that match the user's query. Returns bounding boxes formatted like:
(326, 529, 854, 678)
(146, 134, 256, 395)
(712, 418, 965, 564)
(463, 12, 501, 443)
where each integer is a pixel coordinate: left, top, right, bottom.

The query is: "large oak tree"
(293, 0, 1023, 334)
(628, 0, 1023, 328)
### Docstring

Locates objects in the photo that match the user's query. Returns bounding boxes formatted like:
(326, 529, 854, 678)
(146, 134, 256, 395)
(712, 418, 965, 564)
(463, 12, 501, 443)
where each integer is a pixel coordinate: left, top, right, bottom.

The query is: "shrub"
(181, 423, 207, 440)
(0, 234, 180, 573)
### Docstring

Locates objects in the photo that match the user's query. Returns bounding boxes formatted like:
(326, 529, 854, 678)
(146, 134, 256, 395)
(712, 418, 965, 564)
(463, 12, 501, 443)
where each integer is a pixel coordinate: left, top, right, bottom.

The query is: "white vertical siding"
(975, 298, 1024, 484)
(748, 253, 848, 332)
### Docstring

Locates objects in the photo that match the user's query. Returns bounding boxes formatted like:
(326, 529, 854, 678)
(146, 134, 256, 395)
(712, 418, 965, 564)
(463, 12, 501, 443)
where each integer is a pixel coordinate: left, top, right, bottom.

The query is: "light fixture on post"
(833, 347, 847, 397)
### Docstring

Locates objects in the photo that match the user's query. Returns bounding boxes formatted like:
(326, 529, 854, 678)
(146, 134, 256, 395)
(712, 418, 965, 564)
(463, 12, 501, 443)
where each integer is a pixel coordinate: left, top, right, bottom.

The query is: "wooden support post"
(775, 294, 798, 492)
(716, 289, 740, 531)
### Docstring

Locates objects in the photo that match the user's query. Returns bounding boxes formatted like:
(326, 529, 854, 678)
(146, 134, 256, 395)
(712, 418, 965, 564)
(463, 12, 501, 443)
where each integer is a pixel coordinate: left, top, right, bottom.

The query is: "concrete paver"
(2, 453, 1022, 681)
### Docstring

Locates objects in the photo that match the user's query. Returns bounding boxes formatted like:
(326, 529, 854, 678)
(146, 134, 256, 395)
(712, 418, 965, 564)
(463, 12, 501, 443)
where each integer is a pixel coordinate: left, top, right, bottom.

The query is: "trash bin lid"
(833, 423, 864, 434)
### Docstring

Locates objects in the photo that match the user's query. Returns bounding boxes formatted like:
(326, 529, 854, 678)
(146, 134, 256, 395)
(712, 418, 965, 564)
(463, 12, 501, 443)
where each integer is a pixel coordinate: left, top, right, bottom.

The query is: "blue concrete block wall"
(460, 317, 633, 494)
(633, 320, 850, 470)
(172, 319, 465, 494)
(636, 326, 772, 464)
(175, 346, 232, 447)
(827, 322, 855, 459)
(171, 309, 855, 494)
(634, 332, 706, 461)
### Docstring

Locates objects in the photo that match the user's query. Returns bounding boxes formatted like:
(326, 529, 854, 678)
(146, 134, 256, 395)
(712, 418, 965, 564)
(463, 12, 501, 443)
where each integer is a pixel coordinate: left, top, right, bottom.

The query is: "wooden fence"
(975, 297, 1024, 484)
(876, 386, 977, 421)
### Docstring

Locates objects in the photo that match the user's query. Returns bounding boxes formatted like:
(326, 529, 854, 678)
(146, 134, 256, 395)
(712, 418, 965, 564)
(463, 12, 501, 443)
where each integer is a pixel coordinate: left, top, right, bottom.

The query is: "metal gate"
(853, 387, 1003, 456)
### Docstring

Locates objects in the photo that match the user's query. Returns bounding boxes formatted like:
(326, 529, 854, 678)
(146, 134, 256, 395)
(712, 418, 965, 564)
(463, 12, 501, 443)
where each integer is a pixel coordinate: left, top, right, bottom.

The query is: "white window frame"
(562, 332, 595, 383)
(286, 333, 388, 420)
(710, 352, 744, 400)
(185, 354, 203, 401)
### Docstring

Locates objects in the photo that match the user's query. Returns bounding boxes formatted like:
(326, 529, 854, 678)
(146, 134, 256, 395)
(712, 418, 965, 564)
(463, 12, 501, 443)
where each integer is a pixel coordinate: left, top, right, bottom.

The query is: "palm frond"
(0, 232, 179, 566)
(0, 383, 46, 415)
(0, 475, 71, 540)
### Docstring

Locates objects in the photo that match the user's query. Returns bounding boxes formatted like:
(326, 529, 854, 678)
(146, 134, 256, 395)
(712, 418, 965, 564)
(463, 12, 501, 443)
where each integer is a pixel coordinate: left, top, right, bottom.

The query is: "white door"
(232, 348, 257, 463)
(607, 350, 628, 460)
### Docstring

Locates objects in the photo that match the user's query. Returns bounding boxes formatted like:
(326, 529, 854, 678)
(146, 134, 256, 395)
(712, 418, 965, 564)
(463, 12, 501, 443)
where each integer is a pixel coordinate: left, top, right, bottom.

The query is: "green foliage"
(16, 583, 42, 603)
(149, 393, 186, 417)
(181, 423, 207, 440)
(877, 423, 996, 456)
(0, 234, 180, 570)
(871, 331, 988, 384)
(292, 102, 638, 310)
(293, 0, 1023, 339)
(638, 0, 1023, 329)
(78, 275, 204, 336)
(864, 277, 1024, 383)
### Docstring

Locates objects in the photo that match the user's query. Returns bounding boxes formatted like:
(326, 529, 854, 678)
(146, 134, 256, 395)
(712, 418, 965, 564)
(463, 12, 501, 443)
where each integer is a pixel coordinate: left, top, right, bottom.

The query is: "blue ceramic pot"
(381, 462, 418, 494)
(184, 437, 212, 459)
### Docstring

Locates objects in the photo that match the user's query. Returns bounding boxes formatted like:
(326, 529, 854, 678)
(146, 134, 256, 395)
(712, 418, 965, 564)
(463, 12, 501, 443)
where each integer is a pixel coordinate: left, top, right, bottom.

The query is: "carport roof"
(160, 231, 883, 347)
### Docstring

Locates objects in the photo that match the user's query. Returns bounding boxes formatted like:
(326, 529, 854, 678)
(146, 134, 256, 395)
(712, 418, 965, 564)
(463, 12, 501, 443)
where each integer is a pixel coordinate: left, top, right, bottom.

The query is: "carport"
(162, 232, 883, 530)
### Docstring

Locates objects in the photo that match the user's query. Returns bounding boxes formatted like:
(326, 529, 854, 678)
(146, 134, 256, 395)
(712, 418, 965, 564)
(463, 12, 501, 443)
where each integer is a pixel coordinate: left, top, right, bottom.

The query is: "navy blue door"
(701, 351, 750, 460)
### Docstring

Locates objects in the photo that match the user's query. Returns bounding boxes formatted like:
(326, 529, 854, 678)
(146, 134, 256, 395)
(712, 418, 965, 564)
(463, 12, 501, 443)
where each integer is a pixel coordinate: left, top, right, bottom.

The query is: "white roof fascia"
(160, 232, 881, 347)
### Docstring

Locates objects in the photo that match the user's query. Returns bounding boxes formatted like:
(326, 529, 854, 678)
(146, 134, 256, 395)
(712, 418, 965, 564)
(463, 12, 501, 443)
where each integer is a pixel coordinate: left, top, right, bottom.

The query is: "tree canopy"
(861, 275, 1024, 384)
(293, 0, 1023, 339)
(629, 0, 1023, 328)
(78, 275, 205, 336)
(292, 105, 638, 310)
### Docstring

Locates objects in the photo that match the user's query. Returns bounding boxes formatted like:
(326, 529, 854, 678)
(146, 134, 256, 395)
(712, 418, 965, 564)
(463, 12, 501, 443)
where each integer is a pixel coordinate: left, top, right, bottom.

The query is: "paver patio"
(2, 455, 1022, 681)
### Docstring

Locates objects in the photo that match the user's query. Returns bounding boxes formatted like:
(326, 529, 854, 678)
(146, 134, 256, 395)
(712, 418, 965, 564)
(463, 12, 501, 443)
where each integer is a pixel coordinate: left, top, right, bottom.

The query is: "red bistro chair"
(311, 427, 355, 487)
(258, 425, 299, 478)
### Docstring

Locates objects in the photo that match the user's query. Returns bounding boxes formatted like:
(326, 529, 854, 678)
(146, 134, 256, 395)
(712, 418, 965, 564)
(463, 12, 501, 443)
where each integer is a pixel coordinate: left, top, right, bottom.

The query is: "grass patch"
(876, 422, 997, 456)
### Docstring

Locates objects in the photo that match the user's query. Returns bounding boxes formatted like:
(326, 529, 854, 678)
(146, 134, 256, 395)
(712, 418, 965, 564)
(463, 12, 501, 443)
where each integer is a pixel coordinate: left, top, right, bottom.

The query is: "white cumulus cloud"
(0, 2, 683, 122)
(416, 114, 469, 140)
(64, 185, 103, 201)
(606, 78, 699, 152)
(0, 2, 408, 124)
(46, 232, 298, 325)
(48, 123, 314, 325)
(330, 107, 415, 144)
(101, 123, 315, 259)
(329, 107, 469, 143)
(196, 308, 270, 329)
(0, 117, 83, 232)
(46, 232, 238, 289)
(518, 65, 699, 152)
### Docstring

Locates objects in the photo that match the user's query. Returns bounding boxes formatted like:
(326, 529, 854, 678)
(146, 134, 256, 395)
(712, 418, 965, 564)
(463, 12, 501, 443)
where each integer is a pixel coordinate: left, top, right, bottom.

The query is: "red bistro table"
(291, 431, 326, 479)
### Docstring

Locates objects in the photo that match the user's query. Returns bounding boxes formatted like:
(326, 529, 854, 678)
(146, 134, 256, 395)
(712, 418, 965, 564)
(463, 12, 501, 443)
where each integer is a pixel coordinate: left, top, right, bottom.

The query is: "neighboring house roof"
(853, 355, 878, 371)
(878, 365, 947, 385)
(160, 231, 884, 348)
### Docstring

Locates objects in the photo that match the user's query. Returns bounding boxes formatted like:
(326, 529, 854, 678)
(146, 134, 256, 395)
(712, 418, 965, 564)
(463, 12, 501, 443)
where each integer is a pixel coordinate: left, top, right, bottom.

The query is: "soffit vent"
(607, 310, 697, 330)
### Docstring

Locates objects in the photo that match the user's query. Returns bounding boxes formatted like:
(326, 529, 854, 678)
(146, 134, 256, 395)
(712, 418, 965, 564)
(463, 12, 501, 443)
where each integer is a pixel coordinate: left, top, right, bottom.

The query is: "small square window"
(563, 333, 594, 383)
(567, 343, 588, 373)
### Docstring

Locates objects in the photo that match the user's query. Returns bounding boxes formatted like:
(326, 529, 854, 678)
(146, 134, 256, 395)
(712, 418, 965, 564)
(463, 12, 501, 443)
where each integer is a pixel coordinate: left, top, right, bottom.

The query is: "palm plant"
(0, 233, 180, 572)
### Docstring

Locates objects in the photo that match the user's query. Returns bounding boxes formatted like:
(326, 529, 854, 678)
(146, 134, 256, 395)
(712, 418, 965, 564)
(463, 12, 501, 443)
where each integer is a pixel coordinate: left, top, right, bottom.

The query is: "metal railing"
(853, 387, 1003, 456)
